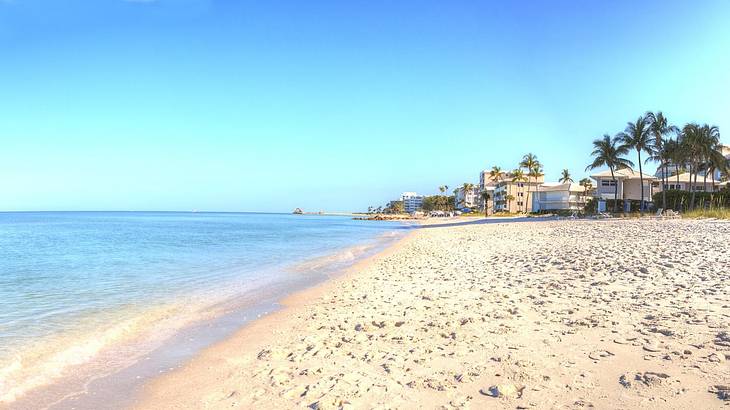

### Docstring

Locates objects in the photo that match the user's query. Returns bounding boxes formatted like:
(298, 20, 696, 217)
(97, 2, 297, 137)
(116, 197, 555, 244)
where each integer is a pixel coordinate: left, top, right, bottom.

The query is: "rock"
(481, 383, 524, 398)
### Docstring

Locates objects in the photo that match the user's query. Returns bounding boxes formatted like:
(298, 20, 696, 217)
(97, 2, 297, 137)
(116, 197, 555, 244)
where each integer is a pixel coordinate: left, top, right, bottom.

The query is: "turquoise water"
(0, 212, 406, 404)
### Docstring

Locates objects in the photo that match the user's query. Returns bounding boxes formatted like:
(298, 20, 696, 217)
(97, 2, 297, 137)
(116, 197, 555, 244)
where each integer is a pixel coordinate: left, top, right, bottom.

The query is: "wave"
(0, 228, 406, 407)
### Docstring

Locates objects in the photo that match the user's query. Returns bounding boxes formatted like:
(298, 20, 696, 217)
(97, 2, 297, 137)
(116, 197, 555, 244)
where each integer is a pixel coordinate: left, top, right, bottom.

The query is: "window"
(518, 192, 524, 197)
(601, 180, 616, 187)
(517, 201, 523, 206)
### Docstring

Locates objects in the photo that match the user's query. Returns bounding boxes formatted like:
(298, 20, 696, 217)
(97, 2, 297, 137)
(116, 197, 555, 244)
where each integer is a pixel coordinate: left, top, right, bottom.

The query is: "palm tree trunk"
(675, 164, 680, 188)
(637, 149, 644, 214)
(688, 164, 697, 211)
(661, 163, 667, 210)
(611, 168, 617, 213)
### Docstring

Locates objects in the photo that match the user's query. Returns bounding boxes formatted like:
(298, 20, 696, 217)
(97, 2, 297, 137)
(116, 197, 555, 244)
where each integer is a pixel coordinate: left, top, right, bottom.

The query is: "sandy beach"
(135, 218, 730, 409)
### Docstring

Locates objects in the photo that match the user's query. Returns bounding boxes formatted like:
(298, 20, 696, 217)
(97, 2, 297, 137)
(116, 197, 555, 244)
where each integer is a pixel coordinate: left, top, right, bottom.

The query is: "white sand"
(136, 218, 730, 409)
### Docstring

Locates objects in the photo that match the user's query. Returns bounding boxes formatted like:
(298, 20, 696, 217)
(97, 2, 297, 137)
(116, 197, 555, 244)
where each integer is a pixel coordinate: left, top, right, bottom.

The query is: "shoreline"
(132, 223, 421, 409)
(134, 218, 729, 409)
(3, 221, 410, 410)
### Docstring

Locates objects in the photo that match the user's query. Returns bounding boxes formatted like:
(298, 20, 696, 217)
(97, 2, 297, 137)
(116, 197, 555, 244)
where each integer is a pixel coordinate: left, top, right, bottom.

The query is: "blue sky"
(2, 0, 729, 212)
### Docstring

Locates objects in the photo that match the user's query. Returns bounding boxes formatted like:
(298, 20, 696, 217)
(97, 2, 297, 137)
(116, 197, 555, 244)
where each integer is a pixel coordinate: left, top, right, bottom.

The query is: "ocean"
(0, 211, 408, 408)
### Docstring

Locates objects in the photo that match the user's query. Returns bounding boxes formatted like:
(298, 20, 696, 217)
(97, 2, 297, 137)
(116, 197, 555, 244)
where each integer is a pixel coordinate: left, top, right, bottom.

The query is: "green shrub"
(653, 189, 730, 211)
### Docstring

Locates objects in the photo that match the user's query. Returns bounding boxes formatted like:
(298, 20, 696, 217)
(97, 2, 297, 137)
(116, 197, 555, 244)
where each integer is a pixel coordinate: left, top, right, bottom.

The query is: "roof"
(667, 172, 720, 184)
(590, 168, 657, 180)
(538, 182, 584, 192)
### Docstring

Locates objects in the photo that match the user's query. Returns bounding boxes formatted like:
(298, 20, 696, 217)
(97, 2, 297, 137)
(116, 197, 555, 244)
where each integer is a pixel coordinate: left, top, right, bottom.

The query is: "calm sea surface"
(0, 212, 407, 405)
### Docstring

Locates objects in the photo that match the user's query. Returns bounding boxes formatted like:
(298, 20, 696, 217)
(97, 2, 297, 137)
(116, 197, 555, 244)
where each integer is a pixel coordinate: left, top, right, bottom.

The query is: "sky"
(1, 0, 729, 212)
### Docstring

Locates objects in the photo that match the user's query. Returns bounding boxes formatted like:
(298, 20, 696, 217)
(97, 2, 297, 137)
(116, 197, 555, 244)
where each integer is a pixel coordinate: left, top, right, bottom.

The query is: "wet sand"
(135, 218, 730, 409)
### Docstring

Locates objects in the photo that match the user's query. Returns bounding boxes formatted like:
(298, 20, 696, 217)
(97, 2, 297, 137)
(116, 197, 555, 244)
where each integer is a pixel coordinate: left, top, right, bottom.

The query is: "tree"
(511, 169, 527, 213)
(480, 190, 492, 217)
(579, 178, 593, 204)
(438, 185, 450, 210)
(385, 201, 403, 214)
(707, 140, 729, 193)
(520, 153, 541, 213)
(680, 123, 703, 210)
(586, 134, 634, 213)
(617, 116, 654, 214)
(560, 169, 573, 183)
(489, 166, 503, 183)
(698, 125, 722, 194)
(646, 111, 679, 210)
(664, 138, 683, 190)
(505, 194, 515, 212)
(459, 183, 475, 209)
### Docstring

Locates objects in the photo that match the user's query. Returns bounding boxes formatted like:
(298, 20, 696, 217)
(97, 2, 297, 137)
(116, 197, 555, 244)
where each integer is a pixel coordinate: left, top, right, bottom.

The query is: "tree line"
(587, 111, 727, 213)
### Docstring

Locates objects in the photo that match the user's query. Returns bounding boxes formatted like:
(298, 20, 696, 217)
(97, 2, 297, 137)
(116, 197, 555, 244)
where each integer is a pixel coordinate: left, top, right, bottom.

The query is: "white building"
(531, 182, 587, 212)
(454, 186, 480, 210)
(655, 172, 722, 192)
(591, 168, 656, 202)
(400, 192, 424, 213)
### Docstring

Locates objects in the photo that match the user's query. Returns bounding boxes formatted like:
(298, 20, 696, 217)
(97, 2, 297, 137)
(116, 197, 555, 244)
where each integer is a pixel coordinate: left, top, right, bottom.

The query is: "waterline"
(0, 212, 408, 407)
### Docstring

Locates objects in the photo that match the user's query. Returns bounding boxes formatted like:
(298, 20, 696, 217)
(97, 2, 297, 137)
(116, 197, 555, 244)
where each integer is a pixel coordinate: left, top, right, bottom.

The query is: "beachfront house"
(655, 172, 723, 192)
(531, 182, 586, 212)
(478, 169, 500, 211)
(454, 185, 480, 210)
(494, 173, 544, 213)
(400, 192, 424, 213)
(590, 168, 656, 203)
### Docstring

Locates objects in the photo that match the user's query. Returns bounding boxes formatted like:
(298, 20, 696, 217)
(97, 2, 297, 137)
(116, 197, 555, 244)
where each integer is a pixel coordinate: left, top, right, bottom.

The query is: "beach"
(135, 217, 730, 409)
(0, 212, 407, 409)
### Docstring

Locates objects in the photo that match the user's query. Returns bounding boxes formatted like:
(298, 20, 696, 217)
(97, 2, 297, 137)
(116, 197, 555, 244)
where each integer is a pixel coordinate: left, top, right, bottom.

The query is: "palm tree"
(489, 166, 503, 183)
(579, 178, 593, 206)
(560, 169, 573, 183)
(699, 125, 721, 193)
(707, 141, 729, 193)
(438, 185, 449, 211)
(680, 123, 703, 209)
(646, 111, 679, 210)
(505, 194, 515, 212)
(511, 168, 527, 212)
(480, 190, 492, 217)
(519, 153, 541, 213)
(460, 183, 474, 209)
(617, 116, 654, 214)
(586, 134, 634, 213)
(664, 137, 683, 189)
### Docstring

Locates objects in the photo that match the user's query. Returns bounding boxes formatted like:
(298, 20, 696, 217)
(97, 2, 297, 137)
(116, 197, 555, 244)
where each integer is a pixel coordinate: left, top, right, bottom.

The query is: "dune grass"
(682, 208, 730, 219)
